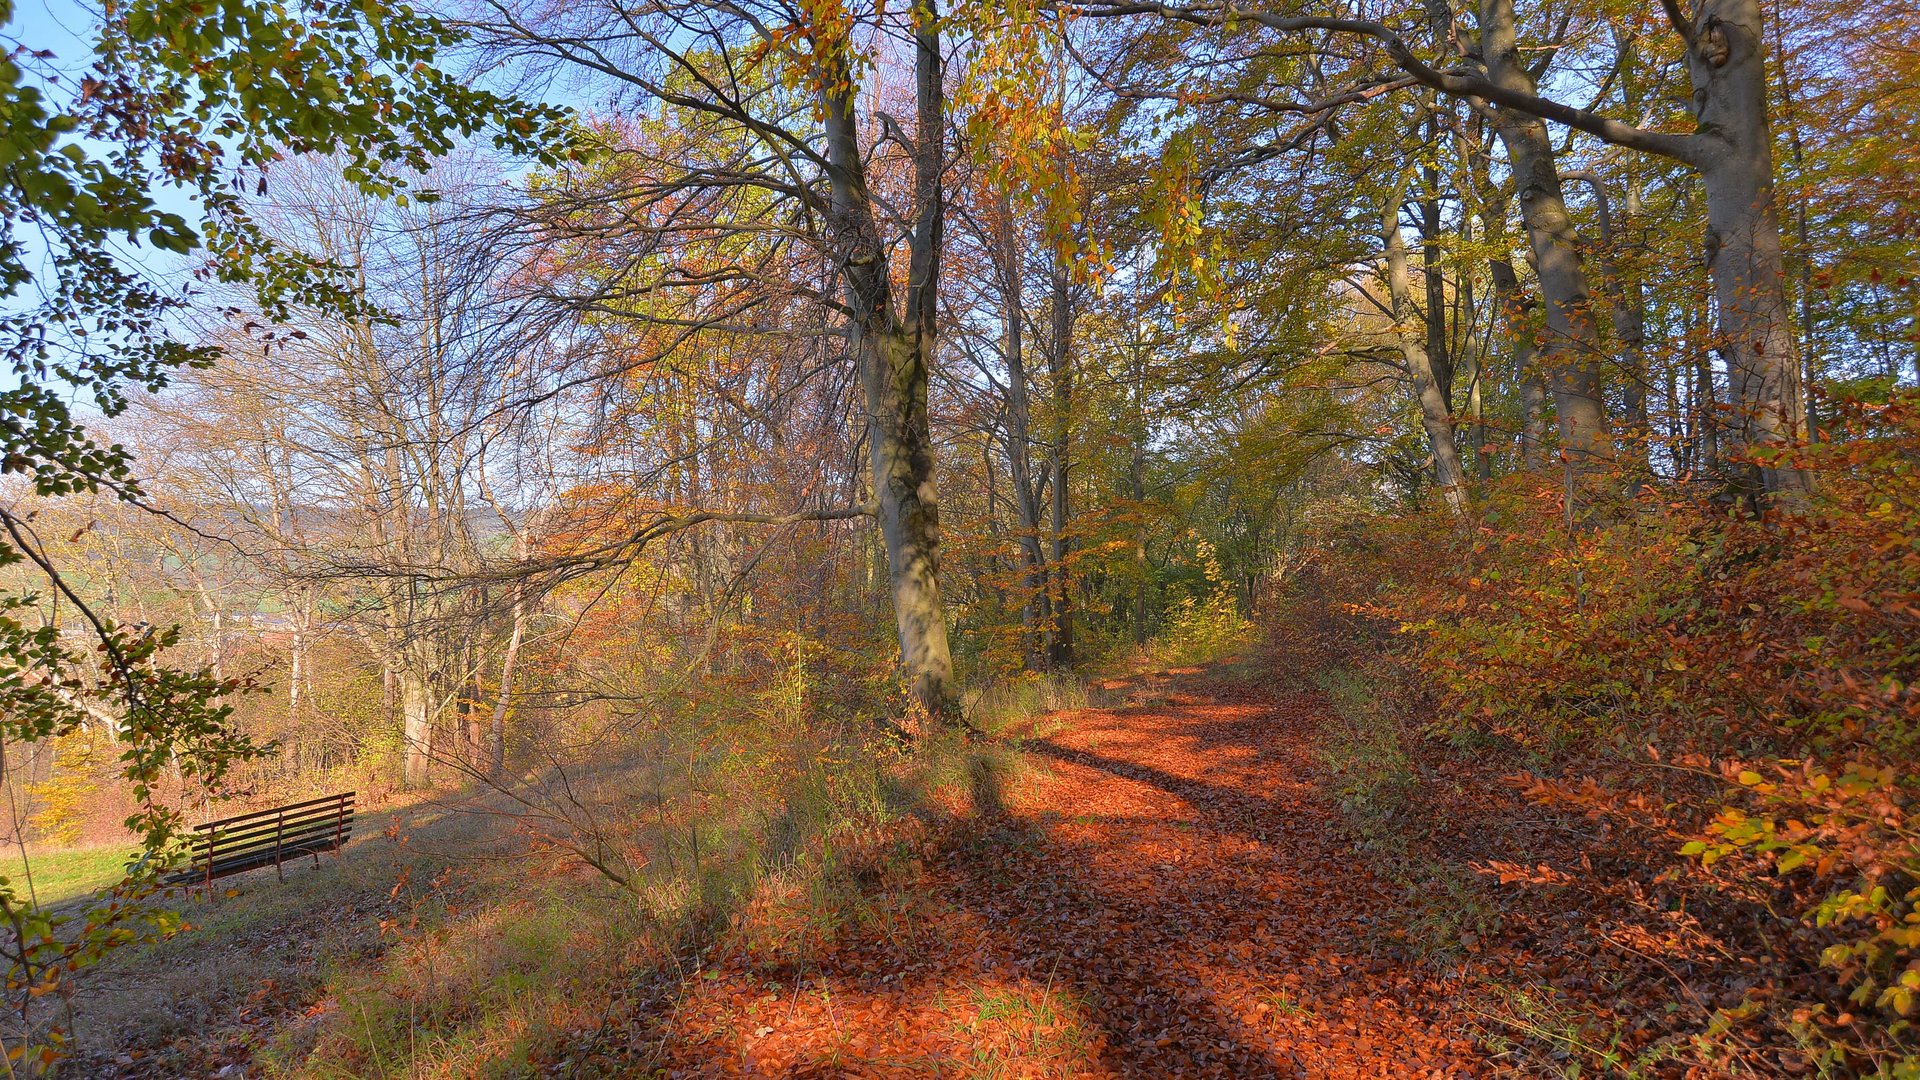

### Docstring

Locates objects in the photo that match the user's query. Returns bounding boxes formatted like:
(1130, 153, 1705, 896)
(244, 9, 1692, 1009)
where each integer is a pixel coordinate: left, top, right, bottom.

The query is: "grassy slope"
(61, 793, 519, 1076)
(0, 846, 132, 906)
(66, 670, 1127, 1077)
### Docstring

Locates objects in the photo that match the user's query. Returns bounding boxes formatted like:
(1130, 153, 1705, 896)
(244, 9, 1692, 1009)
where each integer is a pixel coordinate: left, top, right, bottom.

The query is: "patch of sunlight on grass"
(948, 981, 1099, 1076)
(0, 846, 131, 905)
(964, 673, 1090, 737)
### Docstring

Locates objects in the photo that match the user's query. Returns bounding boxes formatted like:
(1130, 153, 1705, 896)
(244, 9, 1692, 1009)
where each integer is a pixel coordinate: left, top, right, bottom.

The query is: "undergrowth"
(259, 666, 1063, 1077)
(1308, 658, 1501, 963)
(1302, 391, 1920, 1075)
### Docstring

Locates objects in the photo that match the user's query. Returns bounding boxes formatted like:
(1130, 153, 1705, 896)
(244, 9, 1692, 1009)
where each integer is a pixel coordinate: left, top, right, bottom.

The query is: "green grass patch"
(1313, 667, 1418, 846)
(1312, 665, 1501, 961)
(948, 981, 1098, 1077)
(0, 845, 132, 905)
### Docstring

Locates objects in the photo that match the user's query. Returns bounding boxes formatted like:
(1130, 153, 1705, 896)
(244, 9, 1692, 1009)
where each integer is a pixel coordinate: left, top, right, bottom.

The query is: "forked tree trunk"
(821, 0, 959, 723)
(1480, 0, 1614, 479)
(1382, 171, 1468, 516)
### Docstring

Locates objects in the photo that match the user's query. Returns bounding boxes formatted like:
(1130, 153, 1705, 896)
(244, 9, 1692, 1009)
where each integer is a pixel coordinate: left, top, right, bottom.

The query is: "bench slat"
(186, 819, 353, 861)
(194, 792, 355, 832)
(187, 805, 354, 852)
(166, 792, 356, 889)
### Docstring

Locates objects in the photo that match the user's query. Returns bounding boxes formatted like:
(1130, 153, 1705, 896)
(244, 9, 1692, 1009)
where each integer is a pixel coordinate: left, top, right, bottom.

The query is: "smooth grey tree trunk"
(1688, 0, 1810, 497)
(821, 0, 959, 722)
(1480, 0, 1614, 479)
(401, 668, 431, 789)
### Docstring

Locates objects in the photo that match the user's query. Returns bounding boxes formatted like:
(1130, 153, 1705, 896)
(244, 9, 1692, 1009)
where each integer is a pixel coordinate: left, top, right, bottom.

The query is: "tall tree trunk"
(401, 668, 431, 789)
(1130, 440, 1150, 644)
(1382, 170, 1468, 515)
(288, 588, 313, 725)
(861, 330, 957, 720)
(1480, 0, 1613, 481)
(1045, 249, 1076, 670)
(1521, 372, 1550, 470)
(487, 585, 523, 781)
(821, 0, 958, 722)
(1421, 107, 1454, 411)
(208, 607, 224, 683)
(1689, 0, 1810, 498)
(995, 192, 1051, 671)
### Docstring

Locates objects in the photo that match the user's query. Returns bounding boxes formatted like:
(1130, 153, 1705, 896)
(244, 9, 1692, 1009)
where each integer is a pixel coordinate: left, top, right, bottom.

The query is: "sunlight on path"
(645, 665, 1487, 1078)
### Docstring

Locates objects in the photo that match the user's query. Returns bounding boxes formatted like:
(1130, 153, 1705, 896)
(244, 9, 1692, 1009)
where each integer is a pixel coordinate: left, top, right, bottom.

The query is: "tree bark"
(487, 584, 523, 781)
(1382, 170, 1468, 516)
(1479, 0, 1613, 480)
(821, 0, 959, 722)
(1689, 0, 1809, 497)
(994, 192, 1051, 670)
(401, 668, 431, 789)
(1045, 248, 1076, 670)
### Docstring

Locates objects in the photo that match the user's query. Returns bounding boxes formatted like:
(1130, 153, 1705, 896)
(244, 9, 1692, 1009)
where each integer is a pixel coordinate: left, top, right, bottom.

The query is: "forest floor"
(78, 639, 1734, 1077)
(69, 791, 533, 1077)
(608, 655, 1494, 1078)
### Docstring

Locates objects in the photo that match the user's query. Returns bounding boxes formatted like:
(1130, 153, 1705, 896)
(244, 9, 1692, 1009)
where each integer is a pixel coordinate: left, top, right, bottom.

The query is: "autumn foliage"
(1302, 391, 1920, 1072)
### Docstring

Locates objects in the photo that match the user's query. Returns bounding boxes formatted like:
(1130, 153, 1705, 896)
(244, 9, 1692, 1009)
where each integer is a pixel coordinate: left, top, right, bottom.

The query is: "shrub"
(1306, 391, 1920, 1073)
(1146, 534, 1253, 667)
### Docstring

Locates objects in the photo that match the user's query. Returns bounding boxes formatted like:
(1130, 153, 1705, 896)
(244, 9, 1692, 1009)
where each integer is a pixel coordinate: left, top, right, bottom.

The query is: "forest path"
(641, 658, 1488, 1078)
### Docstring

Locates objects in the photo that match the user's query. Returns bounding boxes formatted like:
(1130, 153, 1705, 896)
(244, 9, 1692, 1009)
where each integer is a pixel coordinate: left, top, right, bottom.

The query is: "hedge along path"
(638, 663, 1486, 1077)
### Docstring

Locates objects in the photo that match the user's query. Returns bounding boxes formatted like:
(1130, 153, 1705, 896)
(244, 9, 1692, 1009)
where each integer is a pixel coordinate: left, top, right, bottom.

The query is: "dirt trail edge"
(639, 661, 1489, 1078)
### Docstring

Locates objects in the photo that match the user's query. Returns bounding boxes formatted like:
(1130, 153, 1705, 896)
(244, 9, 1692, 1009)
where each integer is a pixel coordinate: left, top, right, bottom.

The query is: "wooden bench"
(164, 792, 355, 889)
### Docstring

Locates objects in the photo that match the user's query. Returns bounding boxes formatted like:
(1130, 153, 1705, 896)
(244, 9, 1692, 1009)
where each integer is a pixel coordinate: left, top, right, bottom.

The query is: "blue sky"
(4, 0, 201, 402)
(11, 0, 92, 74)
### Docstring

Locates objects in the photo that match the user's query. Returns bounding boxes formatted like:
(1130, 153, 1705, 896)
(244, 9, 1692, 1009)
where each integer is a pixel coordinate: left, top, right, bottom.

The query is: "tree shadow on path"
(634, 662, 1487, 1078)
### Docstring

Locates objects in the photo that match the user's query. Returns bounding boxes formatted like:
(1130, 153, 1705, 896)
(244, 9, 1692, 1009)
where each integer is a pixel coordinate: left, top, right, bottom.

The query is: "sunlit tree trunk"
(1480, 0, 1613, 481)
(401, 668, 431, 788)
(821, 0, 958, 722)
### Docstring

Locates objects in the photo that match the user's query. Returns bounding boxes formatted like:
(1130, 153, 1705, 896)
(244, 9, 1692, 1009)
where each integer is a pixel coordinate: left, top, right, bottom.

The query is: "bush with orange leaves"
(1311, 391, 1920, 1072)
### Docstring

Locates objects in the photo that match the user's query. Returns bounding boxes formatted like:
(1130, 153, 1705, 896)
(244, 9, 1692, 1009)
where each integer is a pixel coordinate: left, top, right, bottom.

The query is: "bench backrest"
(167, 792, 355, 887)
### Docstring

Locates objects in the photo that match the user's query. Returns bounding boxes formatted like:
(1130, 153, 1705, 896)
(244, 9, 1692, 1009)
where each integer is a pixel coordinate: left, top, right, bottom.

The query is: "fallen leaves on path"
(629, 667, 1488, 1077)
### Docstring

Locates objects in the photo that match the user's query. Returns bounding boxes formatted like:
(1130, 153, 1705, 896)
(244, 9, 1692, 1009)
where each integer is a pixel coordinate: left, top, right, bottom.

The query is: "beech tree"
(1079, 0, 1808, 498)
(473, 0, 966, 720)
